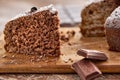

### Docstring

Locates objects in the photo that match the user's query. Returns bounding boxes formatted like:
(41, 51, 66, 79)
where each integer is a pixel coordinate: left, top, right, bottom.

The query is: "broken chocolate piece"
(77, 49, 108, 61)
(72, 59, 102, 80)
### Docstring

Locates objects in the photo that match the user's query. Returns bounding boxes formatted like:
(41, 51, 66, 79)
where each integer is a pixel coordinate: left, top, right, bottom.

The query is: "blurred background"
(0, 0, 100, 31)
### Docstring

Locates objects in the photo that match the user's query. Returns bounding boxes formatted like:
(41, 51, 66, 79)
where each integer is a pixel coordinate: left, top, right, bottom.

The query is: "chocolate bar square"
(72, 59, 102, 80)
(77, 49, 108, 60)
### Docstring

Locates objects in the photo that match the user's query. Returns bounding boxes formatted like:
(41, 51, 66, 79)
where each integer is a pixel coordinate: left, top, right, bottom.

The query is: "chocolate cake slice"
(4, 5, 60, 57)
(80, 0, 120, 37)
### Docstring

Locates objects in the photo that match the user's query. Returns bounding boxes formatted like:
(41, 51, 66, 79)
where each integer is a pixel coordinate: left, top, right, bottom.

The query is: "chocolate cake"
(4, 5, 60, 57)
(80, 0, 120, 37)
(105, 6, 120, 52)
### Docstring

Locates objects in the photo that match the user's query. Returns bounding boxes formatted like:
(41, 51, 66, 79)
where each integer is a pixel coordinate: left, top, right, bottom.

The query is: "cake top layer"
(11, 4, 57, 20)
(105, 6, 120, 28)
(36, 4, 57, 14)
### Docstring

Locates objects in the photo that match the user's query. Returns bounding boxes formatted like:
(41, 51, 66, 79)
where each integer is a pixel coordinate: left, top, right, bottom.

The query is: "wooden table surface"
(0, 0, 120, 80)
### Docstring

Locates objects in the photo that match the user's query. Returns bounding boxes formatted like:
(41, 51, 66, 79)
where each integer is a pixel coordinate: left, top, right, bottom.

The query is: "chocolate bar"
(72, 59, 102, 80)
(77, 49, 108, 60)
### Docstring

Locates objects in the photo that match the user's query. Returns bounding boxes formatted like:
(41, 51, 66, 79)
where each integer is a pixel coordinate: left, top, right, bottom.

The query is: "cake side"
(4, 6, 60, 57)
(80, 0, 120, 37)
(105, 6, 120, 51)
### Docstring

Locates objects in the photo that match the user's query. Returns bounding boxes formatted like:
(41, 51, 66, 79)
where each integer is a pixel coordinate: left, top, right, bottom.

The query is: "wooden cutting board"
(0, 27, 120, 73)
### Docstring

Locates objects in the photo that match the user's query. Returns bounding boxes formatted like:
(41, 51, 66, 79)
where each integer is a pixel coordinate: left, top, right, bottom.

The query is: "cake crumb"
(63, 58, 73, 63)
(67, 30, 75, 37)
(60, 30, 75, 42)
(64, 59, 69, 63)
(69, 58, 73, 62)
(60, 34, 69, 42)
(60, 31, 63, 34)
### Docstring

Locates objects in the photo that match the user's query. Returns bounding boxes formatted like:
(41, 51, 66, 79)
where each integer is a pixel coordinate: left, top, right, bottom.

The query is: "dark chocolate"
(77, 49, 108, 61)
(31, 7, 37, 12)
(72, 59, 102, 80)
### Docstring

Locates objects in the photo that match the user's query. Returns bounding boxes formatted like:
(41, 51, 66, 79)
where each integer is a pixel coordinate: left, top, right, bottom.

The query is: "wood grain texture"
(0, 74, 120, 80)
(0, 27, 120, 73)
